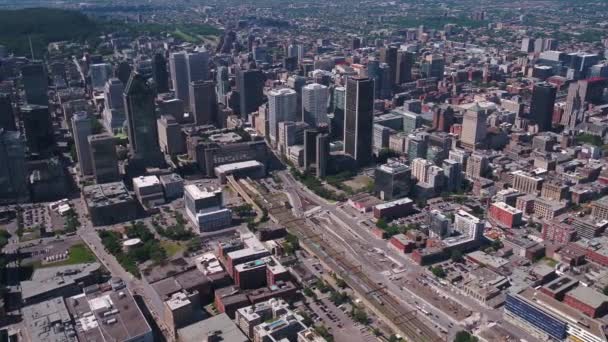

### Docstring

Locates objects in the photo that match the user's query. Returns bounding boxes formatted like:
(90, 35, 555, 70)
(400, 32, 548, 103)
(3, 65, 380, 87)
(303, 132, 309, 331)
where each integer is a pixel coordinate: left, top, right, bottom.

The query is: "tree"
(430, 266, 446, 278)
(376, 218, 388, 230)
(451, 250, 464, 263)
(454, 330, 478, 342)
(603, 285, 608, 296)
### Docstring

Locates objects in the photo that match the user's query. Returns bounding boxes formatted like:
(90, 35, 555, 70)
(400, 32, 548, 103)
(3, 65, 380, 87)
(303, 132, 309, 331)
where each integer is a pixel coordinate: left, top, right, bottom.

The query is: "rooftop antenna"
(28, 36, 35, 60)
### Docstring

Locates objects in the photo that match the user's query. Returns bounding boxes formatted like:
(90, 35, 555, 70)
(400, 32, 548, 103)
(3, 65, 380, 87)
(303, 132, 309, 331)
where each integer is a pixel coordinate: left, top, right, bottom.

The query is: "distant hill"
(0, 8, 99, 57)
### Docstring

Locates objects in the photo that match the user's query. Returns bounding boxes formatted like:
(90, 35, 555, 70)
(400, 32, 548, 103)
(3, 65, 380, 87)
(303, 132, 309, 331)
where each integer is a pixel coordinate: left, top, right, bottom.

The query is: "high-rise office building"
(169, 52, 190, 108)
(521, 37, 534, 53)
(302, 83, 329, 127)
(529, 82, 557, 131)
(268, 88, 297, 143)
(21, 104, 54, 155)
(374, 161, 411, 200)
(344, 77, 374, 166)
(88, 134, 120, 184)
(237, 69, 265, 117)
(465, 153, 488, 180)
(0, 93, 16, 131)
(304, 129, 319, 169)
(190, 80, 218, 125)
(421, 54, 445, 79)
(396, 50, 414, 85)
(123, 72, 163, 166)
(216, 66, 231, 105)
(442, 159, 463, 193)
(90, 63, 112, 90)
(380, 46, 398, 85)
(104, 78, 124, 111)
(0, 130, 28, 202)
(460, 103, 487, 149)
(186, 49, 210, 83)
(157, 115, 185, 156)
(71, 112, 94, 176)
(316, 133, 329, 178)
(115, 61, 132, 85)
(407, 133, 428, 160)
(152, 52, 170, 93)
(432, 107, 455, 132)
(332, 86, 345, 140)
(21, 61, 48, 105)
(378, 63, 392, 99)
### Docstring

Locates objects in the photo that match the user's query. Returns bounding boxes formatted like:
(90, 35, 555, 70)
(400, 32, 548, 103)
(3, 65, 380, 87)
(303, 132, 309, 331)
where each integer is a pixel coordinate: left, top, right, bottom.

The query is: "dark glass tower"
(123, 72, 163, 166)
(529, 82, 557, 131)
(21, 61, 48, 105)
(396, 50, 414, 84)
(21, 104, 54, 155)
(190, 80, 218, 126)
(344, 77, 374, 166)
(236, 69, 265, 117)
(152, 52, 170, 93)
(0, 93, 16, 131)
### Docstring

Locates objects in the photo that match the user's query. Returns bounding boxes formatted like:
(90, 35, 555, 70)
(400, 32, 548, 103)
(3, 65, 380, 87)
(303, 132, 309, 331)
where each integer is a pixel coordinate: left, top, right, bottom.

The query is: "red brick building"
(489, 201, 523, 228)
(564, 287, 608, 318)
(388, 234, 416, 253)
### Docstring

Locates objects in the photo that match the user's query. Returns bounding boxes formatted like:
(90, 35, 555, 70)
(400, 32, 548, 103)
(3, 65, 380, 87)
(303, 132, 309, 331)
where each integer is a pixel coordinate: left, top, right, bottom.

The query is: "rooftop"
(375, 197, 413, 210)
(566, 286, 608, 309)
(132, 175, 160, 188)
(177, 313, 248, 342)
(21, 262, 101, 302)
(214, 160, 264, 173)
(83, 182, 134, 208)
(23, 297, 77, 342)
(65, 286, 151, 342)
(184, 183, 222, 200)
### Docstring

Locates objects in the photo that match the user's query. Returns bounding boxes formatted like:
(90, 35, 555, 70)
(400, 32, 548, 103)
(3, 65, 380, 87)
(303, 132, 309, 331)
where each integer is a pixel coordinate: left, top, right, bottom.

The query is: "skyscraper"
(0, 130, 28, 202)
(344, 77, 374, 166)
(304, 129, 319, 169)
(302, 83, 329, 127)
(421, 54, 445, 79)
(332, 86, 345, 140)
(237, 69, 265, 117)
(104, 78, 124, 111)
(380, 46, 398, 85)
(0, 93, 16, 131)
(21, 61, 48, 105)
(71, 112, 93, 176)
(186, 49, 210, 83)
(21, 104, 54, 155)
(152, 52, 170, 93)
(216, 66, 231, 105)
(460, 103, 487, 149)
(268, 88, 297, 143)
(396, 50, 414, 85)
(169, 52, 189, 108)
(189, 80, 218, 126)
(529, 82, 557, 131)
(442, 159, 463, 193)
(123, 72, 163, 166)
(88, 134, 120, 183)
(316, 133, 330, 178)
(90, 63, 112, 90)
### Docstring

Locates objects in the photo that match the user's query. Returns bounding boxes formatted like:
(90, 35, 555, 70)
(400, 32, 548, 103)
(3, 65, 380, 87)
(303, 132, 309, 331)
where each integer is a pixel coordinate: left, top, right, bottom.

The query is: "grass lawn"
(160, 240, 185, 258)
(40, 243, 97, 268)
(543, 257, 558, 267)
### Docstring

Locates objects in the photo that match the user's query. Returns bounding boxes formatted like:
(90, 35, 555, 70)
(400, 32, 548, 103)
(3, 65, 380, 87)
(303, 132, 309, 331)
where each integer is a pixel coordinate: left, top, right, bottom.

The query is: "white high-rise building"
(302, 83, 329, 127)
(268, 88, 297, 144)
(71, 112, 93, 176)
(90, 63, 112, 90)
(454, 210, 484, 240)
